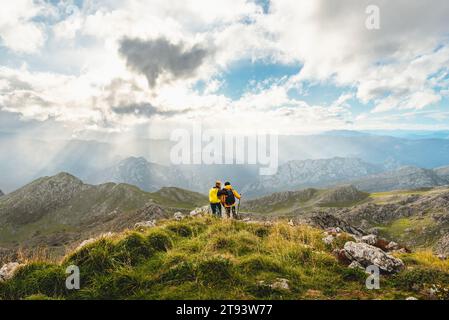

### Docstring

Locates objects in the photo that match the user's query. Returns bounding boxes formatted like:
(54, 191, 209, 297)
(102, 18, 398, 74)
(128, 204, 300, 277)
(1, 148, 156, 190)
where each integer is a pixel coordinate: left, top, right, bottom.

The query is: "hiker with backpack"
(209, 180, 223, 217)
(220, 182, 242, 219)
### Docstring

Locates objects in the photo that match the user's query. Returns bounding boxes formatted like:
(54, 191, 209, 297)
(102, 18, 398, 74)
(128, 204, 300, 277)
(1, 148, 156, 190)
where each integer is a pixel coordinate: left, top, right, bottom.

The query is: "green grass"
(1, 216, 448, 300)
(376, 216, 438, 249)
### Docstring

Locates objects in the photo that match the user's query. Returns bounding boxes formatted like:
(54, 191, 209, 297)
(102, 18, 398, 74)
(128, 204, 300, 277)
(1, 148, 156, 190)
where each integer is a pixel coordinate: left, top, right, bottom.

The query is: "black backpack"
(224, 189, 236, 206)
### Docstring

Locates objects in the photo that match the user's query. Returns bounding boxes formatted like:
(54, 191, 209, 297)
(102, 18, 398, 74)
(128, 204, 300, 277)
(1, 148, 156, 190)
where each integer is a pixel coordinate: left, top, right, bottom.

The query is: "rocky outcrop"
(360, 234, 378, 246)
(308, 212, 366, 236)
(435, 234, 449, 257)
(342, 241, 404, 273)
(258, 278, 290, 291)
(190, 206, 210, 217)
(174, 212, 185, 220)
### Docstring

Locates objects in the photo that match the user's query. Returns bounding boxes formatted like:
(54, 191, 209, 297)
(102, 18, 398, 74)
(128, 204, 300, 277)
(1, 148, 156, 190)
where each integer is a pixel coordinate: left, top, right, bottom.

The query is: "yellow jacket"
(221, 185, 241, 207)
(209, 187, 221, 204)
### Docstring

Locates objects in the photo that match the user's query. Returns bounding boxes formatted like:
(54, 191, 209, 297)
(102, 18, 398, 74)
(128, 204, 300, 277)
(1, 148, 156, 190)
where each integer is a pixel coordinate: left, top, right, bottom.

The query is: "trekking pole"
(237, 195, 242, 220)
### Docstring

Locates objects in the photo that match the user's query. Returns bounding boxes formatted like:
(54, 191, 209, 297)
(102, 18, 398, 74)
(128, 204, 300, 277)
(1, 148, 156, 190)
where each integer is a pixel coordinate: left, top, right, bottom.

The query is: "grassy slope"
(367, 188, 449, 250)
(1, 216, 448, 300)
(244, 187, 448, 252)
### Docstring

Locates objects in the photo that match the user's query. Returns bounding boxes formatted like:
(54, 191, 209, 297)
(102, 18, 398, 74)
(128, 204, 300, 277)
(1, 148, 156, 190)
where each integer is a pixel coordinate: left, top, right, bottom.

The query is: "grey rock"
(343, 241, 404, 273)
(271, 278, 290, 291)
(174, 212, 185, 220)
(435, 234, 449, 256)
(308, 213, 366, 236)
(322, 235, 335, 245)
(348, 261, 364, 270)
(368, 227, 380, 235)
(189, 205, 210, 217)
(360, 234, 378, 245)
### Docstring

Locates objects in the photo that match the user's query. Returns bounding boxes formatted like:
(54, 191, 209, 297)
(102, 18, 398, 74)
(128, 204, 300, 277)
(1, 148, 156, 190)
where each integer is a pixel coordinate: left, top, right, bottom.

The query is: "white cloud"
(261, 0, 449, 111)
(1, 0, 449, 136)
(0, 0, 54, 53)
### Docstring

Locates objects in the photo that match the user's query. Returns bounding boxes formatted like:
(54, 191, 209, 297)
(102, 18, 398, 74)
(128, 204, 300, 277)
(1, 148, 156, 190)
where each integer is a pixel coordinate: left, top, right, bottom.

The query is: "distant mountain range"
(84, 156, 449, 197)
(350, 166, 449, 192)
(3, 131, 449, 192)
(243, 157, 384, 196)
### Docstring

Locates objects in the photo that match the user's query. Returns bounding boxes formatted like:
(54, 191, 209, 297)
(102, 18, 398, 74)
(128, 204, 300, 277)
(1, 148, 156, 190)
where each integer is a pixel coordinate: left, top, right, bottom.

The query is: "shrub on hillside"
(0, 262, 67, 299)
(166, 222, 193, 237)
(64, 238, 116, 276)
(197, 256, 235, 285)
(145, 229, 173, 252)
(114, 232, 154, 265)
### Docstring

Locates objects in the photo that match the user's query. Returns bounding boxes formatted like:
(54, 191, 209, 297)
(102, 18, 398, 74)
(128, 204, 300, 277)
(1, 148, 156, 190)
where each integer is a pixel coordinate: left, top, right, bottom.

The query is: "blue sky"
(1, 0, 449, 138)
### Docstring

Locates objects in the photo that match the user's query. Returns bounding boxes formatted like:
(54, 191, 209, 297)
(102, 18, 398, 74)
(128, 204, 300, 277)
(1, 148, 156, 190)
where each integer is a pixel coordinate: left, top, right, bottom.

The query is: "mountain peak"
(52, 172, 83, 181)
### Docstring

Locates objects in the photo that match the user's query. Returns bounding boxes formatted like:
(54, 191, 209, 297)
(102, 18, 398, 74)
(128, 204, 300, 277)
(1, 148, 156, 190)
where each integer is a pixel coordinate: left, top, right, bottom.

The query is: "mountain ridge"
(0, 172, 207, 256)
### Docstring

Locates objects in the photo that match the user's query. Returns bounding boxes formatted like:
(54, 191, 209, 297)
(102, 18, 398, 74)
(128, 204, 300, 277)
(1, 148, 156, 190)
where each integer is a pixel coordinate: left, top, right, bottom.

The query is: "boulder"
(322, 234, 335, 245)
(258, 278, 290, 291)
(360, 234, 378, 246)
(0, 262, 22, 282)
(348, 261, 364, 271)
(271, 278, 290, 291)
(435, 234, 449, 256)
(189, 206, 210, 217)
(342, 241, 404, 273)
(174, 212, 185, 220)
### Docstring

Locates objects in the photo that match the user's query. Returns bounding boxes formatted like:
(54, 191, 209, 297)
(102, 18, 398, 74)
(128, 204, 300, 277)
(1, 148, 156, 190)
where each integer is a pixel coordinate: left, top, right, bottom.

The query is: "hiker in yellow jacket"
(220, 182, 241, 219)
(209, 180, 223, 217)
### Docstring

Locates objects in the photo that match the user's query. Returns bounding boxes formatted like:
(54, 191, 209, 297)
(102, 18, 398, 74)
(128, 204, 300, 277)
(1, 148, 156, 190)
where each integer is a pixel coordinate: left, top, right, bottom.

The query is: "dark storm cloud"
(112, 103, 191, 118)
(118, 37, 210, 87)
